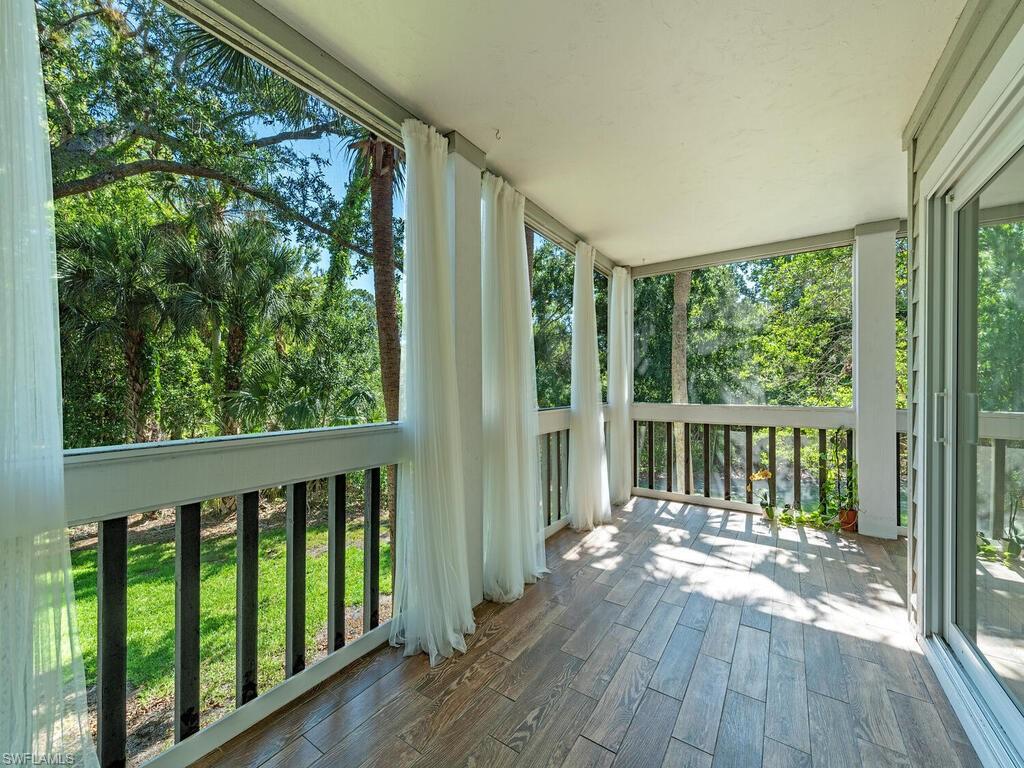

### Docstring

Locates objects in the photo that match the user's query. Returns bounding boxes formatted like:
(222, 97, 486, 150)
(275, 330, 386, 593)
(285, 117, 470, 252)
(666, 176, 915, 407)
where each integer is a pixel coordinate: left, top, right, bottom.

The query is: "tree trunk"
(223, 323, 246, 435)
(210, 316, 223, 417)
(370, 138, 401, 535)
(525, 225, 535, 287)
(123, 327, 148, 444)
(672, 271, 692, 490)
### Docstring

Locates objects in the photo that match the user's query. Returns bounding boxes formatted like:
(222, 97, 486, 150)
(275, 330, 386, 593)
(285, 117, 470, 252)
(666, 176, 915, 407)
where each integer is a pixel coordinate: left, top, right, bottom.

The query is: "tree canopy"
(634, 247, 858, 408)
(43, 0, 399, 448)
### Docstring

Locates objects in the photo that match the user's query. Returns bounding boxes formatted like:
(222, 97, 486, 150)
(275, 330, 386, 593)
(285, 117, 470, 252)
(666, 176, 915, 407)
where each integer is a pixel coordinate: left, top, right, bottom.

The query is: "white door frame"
(917, 21, 1024, 767)
(942, 125, 1024, 762)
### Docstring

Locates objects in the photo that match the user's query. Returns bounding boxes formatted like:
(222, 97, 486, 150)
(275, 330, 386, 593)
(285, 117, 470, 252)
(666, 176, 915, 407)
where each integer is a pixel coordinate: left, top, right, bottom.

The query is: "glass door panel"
(955, 145, 1024, 715)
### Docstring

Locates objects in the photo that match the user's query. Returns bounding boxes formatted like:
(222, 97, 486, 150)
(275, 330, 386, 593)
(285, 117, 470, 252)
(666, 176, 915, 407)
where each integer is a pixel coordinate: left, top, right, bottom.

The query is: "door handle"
(934, 391, 947, 445)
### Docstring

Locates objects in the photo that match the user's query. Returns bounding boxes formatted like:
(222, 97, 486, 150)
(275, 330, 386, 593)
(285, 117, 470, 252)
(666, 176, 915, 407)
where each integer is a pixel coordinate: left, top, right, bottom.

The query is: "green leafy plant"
(748, 469, 774, 519)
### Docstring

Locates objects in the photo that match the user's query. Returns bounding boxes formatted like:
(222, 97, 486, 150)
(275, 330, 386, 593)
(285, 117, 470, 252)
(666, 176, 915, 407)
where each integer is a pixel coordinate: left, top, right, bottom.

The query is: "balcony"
(61, 404, 984, 768)
(9, 0, 1024, 763)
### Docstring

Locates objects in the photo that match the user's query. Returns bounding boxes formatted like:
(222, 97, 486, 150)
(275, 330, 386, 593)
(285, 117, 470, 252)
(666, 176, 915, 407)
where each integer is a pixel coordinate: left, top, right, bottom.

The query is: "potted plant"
(821, 447, 858, 532)
(748, 469, 774, 519)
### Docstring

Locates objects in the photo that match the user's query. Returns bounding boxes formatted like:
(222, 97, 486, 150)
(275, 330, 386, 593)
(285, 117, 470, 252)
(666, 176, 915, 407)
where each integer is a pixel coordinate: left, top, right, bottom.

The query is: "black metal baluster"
(818, 429, 827, 508)
(702, 423, 711, 497)
(97, 516, 128, 768)
(175, 502, 201, 742)
(745, 426, 754, 504)
(992, 438, 1006, 539)
(286, 482, 306, 676)
(723, 425, 732, 500)
(545, 433, 552, 526)
(768, 427, 777, 508)
(793, 429, 802, 510)
(896, 432, 902, 526)
(236, 491, 259, 705)
(557, 430, 563, 520)
(328, 475, 347, 653)
(666, 422, 674, 493)
(846, 429, 854, 506)
(633, 420, 638, 489)
(647, 420, 655, 490)
(683, 422, 691, 495)
(364, 468, 381, 631)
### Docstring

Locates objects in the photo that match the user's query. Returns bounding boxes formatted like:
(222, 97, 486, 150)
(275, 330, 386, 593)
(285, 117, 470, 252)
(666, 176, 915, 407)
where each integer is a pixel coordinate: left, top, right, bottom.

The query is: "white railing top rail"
(978, 411, 1024, 441)
(64, 421, 405, 526)
(63, 403, 1018, 527)
(633, 404, 1018, 442)
(632, 402, 856, 430)
(536, 405, 609, 436)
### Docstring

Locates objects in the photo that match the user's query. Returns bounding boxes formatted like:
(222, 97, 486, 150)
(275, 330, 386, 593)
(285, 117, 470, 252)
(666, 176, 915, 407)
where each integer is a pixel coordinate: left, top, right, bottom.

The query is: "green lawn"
(71, 518, 393, 720)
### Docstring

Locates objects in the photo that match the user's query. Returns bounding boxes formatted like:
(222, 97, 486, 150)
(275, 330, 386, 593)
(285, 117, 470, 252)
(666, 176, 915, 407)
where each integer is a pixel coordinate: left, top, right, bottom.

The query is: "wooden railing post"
(286, 481, 307, 676)
(97, 516, 128, 768)
(175, 502, 201, 742)
(768, 427, 777, 508)
(327, 475, 347, 653)
(236, 491, 259, 705)
(363, 467, 382, 631)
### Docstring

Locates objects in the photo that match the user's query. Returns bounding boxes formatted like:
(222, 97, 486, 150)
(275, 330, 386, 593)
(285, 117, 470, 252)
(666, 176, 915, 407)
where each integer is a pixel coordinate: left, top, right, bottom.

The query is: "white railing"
(630, 402, 858, 515)
(64, 421, 406, 526)
(535, 406, 610, 531)
(63, 421, 406, 768)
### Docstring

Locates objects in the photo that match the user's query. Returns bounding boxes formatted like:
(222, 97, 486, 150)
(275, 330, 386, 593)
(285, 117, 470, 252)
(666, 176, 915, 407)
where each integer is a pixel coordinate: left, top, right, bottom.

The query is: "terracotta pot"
(839, 507, 858, 533)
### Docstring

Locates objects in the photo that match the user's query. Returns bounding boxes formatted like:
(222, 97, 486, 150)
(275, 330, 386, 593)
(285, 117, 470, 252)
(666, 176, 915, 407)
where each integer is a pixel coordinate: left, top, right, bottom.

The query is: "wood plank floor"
(192, 498, 981, 768)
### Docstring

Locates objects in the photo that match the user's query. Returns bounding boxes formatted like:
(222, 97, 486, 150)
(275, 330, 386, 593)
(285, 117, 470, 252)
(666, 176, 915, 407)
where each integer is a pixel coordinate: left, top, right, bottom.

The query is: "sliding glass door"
(951, 143, 1024, 734)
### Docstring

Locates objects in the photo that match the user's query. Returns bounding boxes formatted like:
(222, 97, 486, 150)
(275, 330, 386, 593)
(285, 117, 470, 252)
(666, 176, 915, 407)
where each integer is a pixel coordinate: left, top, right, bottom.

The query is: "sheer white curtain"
(1, 1, 96, 763)
(608, 266, 633, 504)
(389, 120, 475, 665)
(568, 242, 611, 530)
(481, 174, 546, 602)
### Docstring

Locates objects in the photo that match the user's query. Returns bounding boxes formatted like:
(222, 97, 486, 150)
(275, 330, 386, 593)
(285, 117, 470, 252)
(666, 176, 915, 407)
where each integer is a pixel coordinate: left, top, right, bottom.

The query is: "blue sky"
(275, 131, 407, 297)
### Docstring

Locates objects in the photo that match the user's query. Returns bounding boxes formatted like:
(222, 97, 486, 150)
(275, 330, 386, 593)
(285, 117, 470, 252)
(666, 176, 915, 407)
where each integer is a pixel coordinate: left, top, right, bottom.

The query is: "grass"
(71, 513, 393, 724)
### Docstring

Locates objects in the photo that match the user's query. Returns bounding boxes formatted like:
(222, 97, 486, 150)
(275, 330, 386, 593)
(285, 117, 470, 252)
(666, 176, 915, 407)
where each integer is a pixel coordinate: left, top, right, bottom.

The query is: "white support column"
(853, 219, 899, 539)
(446, 131, 485, 604)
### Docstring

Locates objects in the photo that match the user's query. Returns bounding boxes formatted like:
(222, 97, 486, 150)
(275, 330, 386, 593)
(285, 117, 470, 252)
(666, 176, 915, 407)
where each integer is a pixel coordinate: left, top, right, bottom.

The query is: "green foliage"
(977, 223, 1024, 412)
(530, 235, 609, 408)
(43, 0, 399, 448)
(634, 247, 855, 407)
(532, 237, 572, 408)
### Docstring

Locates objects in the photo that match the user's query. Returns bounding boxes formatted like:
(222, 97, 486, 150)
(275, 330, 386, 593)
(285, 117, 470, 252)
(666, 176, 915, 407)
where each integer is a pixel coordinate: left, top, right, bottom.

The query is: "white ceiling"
(256, 0, 964, 266)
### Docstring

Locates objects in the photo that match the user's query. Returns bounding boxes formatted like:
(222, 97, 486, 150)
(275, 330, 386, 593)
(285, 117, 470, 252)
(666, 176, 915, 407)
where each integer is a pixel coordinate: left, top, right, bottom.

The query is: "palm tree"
(341, 128, 405, 427)
(177, 27, 407, 432)
(59, 221, 166, 443)
(164, 213, 301, 434)
(342, 127, 406, 531)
